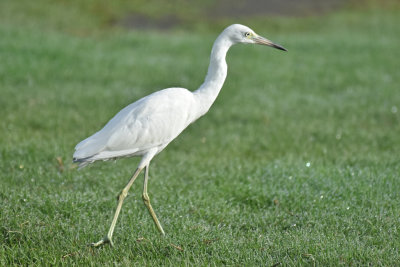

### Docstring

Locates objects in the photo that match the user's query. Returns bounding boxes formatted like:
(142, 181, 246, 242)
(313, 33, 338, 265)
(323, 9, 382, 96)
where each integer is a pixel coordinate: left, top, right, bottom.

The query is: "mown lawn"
(1, 1, 400, 265)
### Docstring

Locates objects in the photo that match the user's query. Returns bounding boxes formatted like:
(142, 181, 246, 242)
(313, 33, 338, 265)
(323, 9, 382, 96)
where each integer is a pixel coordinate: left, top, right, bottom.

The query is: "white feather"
(73, 24, 286, 169)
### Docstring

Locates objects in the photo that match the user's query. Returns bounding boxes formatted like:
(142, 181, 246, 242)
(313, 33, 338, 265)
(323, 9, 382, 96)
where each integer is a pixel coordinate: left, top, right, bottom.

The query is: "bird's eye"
(244, 32, 251, 38)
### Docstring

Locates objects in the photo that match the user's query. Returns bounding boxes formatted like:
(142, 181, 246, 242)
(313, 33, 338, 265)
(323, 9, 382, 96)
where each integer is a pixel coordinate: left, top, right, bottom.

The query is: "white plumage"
(74, 24, 286, 247)
(74, 87, 197, 167)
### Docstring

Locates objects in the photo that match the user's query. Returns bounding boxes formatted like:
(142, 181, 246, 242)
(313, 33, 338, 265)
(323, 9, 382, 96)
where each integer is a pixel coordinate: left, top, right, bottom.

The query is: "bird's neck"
(193, 35, 233, 117)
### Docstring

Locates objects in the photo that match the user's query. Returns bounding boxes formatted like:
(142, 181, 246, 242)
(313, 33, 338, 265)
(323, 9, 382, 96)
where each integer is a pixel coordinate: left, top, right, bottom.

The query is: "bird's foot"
(90, 236, 114, 247)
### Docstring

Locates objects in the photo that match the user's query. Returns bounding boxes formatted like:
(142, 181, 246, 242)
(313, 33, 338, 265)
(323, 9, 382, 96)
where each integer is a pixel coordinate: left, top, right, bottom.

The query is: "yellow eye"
(244, 32, 251, 38)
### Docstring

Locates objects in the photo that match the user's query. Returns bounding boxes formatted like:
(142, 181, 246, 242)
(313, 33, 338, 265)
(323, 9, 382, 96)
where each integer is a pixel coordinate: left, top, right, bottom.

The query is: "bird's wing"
(74, 88, 197, 160)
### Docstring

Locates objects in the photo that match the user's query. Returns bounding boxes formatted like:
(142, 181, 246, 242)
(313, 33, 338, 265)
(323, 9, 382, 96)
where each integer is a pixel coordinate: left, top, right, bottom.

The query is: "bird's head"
(224, 24, 287, 51)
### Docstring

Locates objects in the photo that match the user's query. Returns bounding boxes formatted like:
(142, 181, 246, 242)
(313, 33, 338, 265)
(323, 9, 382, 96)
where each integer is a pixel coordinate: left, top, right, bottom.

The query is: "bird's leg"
(142, 165, 165, 235)
(91, 167, 142, 247)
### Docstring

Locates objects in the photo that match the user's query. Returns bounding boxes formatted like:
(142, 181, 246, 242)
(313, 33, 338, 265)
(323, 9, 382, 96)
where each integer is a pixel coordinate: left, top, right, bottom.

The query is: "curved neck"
(193, 34, 233, 116)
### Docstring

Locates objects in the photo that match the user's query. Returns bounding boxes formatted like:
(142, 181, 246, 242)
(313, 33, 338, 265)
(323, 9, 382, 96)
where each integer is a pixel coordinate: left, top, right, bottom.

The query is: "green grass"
(1, 1, 400, 265)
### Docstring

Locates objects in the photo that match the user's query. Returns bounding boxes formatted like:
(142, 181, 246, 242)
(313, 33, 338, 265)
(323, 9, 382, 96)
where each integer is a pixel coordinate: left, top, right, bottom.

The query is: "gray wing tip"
(73, 157, 94, 169)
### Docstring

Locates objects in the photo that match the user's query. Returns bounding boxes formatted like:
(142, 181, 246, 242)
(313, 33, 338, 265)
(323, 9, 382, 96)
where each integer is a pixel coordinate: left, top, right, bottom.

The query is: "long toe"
(90, 236, 114, 247)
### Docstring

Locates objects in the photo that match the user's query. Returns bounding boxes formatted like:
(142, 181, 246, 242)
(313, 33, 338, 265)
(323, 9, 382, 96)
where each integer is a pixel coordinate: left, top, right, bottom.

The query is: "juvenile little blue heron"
(73, 24, 286, 247)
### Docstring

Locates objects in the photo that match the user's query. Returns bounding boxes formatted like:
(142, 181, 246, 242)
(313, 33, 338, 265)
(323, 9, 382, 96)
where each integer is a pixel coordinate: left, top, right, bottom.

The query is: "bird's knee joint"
(142, 193, 150, 203)
(117, 190, 128, 201)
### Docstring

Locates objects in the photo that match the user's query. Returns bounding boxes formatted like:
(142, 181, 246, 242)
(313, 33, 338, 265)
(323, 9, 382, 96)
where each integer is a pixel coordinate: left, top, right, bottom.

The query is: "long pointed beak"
(253, 35, 287, 51)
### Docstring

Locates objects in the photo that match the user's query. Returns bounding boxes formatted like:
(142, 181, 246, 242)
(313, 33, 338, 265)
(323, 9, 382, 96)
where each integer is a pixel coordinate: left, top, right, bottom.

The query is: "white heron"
(73, 24, 286, 247)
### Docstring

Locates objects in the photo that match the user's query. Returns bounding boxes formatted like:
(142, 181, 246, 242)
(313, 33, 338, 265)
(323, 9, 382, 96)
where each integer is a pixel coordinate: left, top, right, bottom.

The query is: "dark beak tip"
(274, 44, 287, 52)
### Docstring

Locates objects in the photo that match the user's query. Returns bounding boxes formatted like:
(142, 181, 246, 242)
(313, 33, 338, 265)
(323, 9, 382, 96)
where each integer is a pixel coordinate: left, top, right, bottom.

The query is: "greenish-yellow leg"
(142, 165, 165, 235)
(91, 167, 142, 247)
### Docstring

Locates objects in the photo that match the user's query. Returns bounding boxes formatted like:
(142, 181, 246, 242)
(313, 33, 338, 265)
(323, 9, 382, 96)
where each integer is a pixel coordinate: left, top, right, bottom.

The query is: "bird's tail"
(73, 157, 94, 170)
